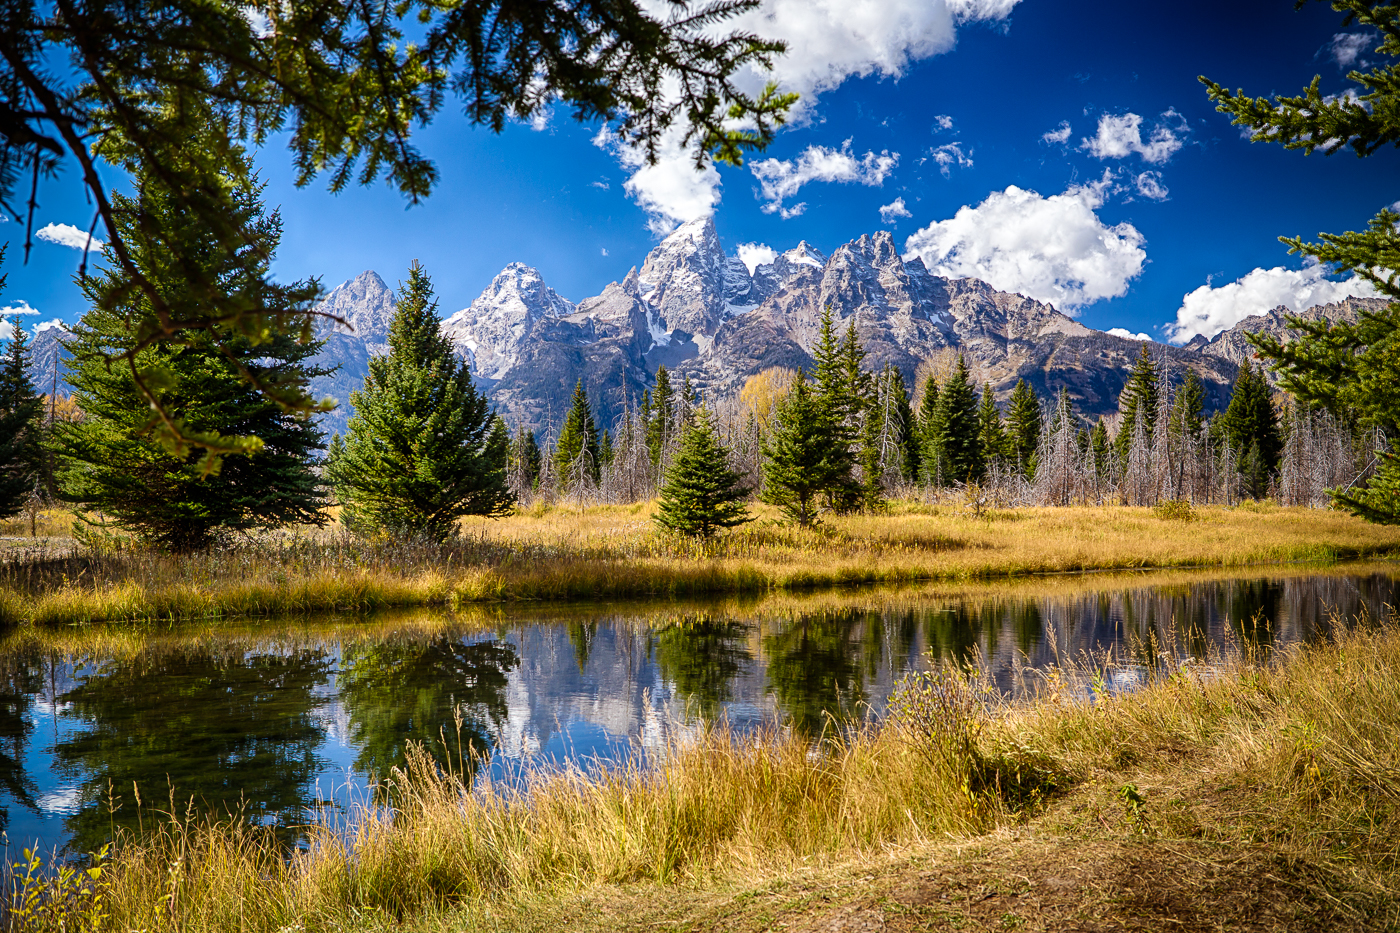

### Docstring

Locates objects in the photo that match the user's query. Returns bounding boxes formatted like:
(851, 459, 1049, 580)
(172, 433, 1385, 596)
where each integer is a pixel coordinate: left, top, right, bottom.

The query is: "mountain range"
(25, 217, 1387, 441)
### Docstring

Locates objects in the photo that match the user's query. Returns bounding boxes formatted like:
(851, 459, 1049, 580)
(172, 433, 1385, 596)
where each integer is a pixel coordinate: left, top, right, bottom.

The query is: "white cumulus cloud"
(598, 129, 723, 234)
(1106, 327, 1153, 342)
(879, 197, 913, 223)
(750, 140, 897, 218)
(1165, 262, 1380, 344)
(927, 142, 972, 177)
(902, 181, 1147, 313)
(932, 114, 955, 132)
(737, 242, 779, 275)
(1080, 111, 1185, 164)
(1041, 121, 1072, 145)
(0, 300, 39, 317)
(609, 0, 1021, 231)
(35, 222, 105, 252)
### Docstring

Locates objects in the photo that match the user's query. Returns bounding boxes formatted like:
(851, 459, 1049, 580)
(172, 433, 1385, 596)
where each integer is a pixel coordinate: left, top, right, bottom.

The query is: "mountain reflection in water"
(0, 567, 1390, 856)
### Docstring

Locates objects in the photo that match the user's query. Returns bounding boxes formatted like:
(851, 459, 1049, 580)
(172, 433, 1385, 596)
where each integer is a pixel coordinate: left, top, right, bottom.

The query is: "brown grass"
(9, 607, 1400, 933)
(1, 500, 1397, 626)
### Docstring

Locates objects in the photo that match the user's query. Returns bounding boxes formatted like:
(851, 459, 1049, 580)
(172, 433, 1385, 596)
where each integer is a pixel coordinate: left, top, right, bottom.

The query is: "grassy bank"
(2, 501, 1399, 626)
(13, 609, 1399, 932)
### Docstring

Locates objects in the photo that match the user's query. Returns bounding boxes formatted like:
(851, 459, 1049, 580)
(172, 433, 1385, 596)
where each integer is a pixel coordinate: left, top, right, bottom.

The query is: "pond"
(0, 564, 1394, 857)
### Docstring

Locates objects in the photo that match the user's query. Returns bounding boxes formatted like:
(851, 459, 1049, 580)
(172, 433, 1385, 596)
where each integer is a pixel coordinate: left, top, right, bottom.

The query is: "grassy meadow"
(1, 499, 1399, 625)
(9, 606, 1398, 932)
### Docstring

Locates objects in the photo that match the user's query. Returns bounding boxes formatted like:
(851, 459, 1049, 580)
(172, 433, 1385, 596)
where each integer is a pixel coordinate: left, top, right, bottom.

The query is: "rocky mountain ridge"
(21, 218, 1381, 440)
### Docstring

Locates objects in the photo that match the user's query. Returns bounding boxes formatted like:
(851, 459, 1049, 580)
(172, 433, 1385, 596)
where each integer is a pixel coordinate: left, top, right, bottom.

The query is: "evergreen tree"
(53, 175, 328, 551)
(647, 366, 674, 468)
(858, 401, 884, 510)
(890, 367, 920, 481)
(510, 427, 543, 490)
(932, 355, 983, 484)
(916, 372, 942, 483)
(654, 407, 752, 538)
(808, 306, 860, 509)
(1203, 2, 1400, 521)
(1007, 379, 1042, 479)
(0, 307, 42, 519)
(599, 429, 615, 468)
(328, 261, 511, 541)
(976, 383, 1008, 467)
(762, 372, 842, 526)
(1219, 359, 1283, 499)
(1116, 343, 1160, 466)
(555, 379, 602, 492)
(1090, 418, 1112, 480)
(1170, 369, 1205, 441)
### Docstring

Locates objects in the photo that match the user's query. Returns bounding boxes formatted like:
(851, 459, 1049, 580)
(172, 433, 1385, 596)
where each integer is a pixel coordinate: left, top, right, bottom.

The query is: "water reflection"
(53, 647, 333, 852)
(338, 635, 518, 780)
(0, 566, 1390, 856)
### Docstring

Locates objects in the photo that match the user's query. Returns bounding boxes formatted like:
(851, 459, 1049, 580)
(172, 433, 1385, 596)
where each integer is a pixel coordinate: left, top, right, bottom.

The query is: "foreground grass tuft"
(10, 609, 1400, 932)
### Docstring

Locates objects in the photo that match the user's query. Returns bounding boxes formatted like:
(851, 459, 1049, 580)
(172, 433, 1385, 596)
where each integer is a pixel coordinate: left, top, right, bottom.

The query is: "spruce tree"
(762, 372, 841, 526)
(916, 372, 943, 483)
(809, 306, 860, 509)
(0, 309, 42, 519)
(328, 261, 511, 541)
(1090, 418, 1112, 480)
(654, 407, 752, 537)
(555, 379, 601, 492)
(510, 426, 542, 490)
(1204, 1, 1400, 520)
(648, 366, 674, 468)
(890, 367, 920, 481)
(932, 355, 983, 484)
(1116, 344, 1160, 466)
(1007, 379, 1042, 479)
(53, 175, 328, 551)
(1170, 369, 1205, 441)
(976, 383, 1008, 468)
(1219, 359, 1282, 499)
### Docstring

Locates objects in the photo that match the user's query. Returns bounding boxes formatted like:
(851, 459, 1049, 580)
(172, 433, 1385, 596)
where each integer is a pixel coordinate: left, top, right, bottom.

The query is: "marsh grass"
(3, 502, 1399, 626)
(9, 606, 1398, 933)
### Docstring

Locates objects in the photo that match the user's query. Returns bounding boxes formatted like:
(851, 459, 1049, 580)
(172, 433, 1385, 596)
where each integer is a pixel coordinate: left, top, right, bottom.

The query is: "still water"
(0, 565, 1394, 856)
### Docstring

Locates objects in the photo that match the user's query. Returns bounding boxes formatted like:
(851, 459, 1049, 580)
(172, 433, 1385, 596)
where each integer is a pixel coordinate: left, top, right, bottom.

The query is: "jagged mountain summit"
(22, 217, 1374, 444)
(356, 215, 1241, 436)
(1191, 296, 1388, 385)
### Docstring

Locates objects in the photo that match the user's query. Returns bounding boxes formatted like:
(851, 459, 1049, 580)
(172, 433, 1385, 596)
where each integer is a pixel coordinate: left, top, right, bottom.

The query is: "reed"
(1, 502, 1398, 625)
(8, 609, 1398, 933)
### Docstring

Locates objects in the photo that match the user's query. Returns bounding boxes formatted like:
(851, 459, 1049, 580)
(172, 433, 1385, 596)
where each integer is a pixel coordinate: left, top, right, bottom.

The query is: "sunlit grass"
(1, 501, 1397, 625)
(12, 607, 1398, 933)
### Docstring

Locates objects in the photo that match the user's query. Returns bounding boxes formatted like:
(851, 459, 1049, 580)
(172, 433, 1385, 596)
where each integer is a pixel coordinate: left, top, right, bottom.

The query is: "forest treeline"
(0, 178, 1387, 549)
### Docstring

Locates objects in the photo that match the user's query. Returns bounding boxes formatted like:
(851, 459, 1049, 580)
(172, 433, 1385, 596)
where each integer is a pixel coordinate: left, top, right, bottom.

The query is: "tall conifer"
(932, 355, 983, 484)
(1007, 379, 1042, 479)
(0, 309, 42, 519)
(762, 372, 841, 526)
(555, 379, 601, 492)
(1116, 344, 1160, 466)
(976, 383, 1007, 467)
(328, 261, 510, 540)
(654, 407, 752, 537)
(1220, 359, 1282, 499)
(53, 171, 328, 550)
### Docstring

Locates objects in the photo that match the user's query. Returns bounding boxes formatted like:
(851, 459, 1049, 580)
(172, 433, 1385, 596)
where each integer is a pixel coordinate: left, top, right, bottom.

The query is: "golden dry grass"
(1, 500, 1397, 625)
(13, 609, 1399, 933)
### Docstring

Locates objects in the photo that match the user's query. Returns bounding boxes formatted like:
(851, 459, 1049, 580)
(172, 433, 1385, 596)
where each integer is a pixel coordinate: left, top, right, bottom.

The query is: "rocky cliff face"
(1194, 297, 1387, 384)
(306, 217, 1250, 437)
(30, 218, 1376, 446)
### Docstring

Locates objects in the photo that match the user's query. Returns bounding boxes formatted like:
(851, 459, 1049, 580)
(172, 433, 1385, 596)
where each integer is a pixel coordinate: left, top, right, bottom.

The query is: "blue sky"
(4, 0, 1396, 345)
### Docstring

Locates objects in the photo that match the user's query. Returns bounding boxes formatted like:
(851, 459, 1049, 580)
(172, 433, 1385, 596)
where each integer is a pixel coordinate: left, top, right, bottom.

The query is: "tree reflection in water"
(337, 634, 518, 782)
(53, 647, 333, 853)
(653, 616, 753, 721)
